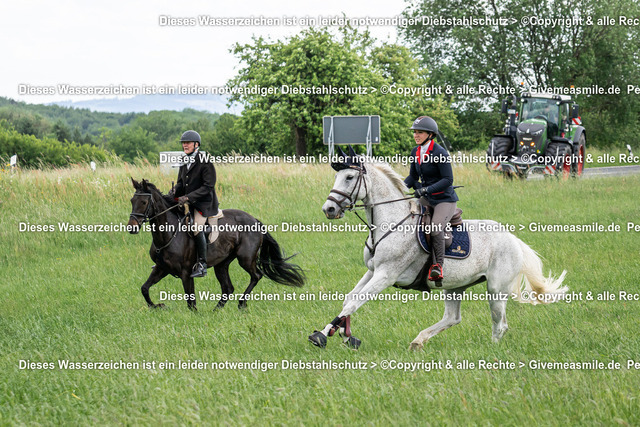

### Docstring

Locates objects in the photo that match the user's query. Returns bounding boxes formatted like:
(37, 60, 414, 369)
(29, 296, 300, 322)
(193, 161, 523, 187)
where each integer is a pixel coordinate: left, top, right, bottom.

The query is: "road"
(583, 165, 640, 178)
(526, 165, 640, 180)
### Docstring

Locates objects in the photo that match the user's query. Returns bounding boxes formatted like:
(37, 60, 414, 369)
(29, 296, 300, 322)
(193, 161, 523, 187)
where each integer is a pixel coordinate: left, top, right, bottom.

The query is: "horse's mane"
(368, 163, 409, 194)
(142, 180, 162, 195)
(137, 179, 174, 209)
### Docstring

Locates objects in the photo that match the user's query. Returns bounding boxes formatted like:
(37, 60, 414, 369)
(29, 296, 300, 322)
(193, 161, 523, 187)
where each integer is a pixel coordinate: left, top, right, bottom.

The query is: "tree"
(0, 121, 109, 167)
(229, 27, 377, 156)
(357, 43, 459, 155)
(401, 0, 640, 147)
(202, 113, 248, 155)
(72, 127, 83, 144)
(228, 27, 459, 156)
(108, 127, 158, 163)
(52, 120, 71, 142)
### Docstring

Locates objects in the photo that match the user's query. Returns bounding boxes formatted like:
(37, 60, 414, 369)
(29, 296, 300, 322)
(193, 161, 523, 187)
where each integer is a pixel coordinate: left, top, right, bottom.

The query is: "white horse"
(309, 153, 567, 350)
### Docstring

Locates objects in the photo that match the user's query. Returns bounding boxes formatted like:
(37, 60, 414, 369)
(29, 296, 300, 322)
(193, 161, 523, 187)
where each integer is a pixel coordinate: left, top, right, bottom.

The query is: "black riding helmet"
(410, 116, 438, 134)
(180, 130, 201, 146)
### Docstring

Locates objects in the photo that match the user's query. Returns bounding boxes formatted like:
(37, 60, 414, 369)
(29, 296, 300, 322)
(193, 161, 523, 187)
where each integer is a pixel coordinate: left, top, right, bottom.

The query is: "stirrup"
(428, 263, 443, 281)
(190, 261, 207, 278)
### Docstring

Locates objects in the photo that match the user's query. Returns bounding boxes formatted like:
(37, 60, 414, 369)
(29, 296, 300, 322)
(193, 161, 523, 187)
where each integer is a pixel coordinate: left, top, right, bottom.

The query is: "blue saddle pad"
(416, 209, 471, 259)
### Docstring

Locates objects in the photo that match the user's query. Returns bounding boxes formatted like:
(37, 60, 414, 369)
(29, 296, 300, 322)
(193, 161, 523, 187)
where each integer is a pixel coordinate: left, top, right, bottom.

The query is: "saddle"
(419, 199, 463, 250)
(416, 203, 470, 259)
(205, 210, 225, 244)
(394, 201, 469, 292)
(184, 206, 224, 244)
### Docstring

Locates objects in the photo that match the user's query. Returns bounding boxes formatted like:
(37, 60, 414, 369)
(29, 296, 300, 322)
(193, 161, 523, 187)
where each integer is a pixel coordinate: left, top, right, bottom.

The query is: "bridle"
(129, 191, 181, 254)
(326, 165, 369, 213)
(326, 164, 416, 256)
(130, 192, 179, 226)
(129, 192, 155, 226)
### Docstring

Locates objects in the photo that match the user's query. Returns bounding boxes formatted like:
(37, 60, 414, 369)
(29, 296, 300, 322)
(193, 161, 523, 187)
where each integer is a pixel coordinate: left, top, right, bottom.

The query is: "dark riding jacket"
(404, 141, 458, 205)
(174, 150, 219, 217)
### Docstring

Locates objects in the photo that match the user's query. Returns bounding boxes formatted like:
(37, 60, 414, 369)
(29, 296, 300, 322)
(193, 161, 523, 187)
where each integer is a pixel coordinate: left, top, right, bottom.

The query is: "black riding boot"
(190, 232, 208, 278)
(429, 231, 444, 281)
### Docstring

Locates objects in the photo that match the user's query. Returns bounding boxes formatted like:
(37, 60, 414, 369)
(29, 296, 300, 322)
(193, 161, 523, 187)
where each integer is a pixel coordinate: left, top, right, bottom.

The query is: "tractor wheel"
(486, 136, 512, 163)
(572, 135, 586, 177)
(545, 142, 572, 179)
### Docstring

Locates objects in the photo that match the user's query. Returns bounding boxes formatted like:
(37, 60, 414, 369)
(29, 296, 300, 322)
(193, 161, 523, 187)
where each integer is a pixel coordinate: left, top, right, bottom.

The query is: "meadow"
(1, 153, 639, 425)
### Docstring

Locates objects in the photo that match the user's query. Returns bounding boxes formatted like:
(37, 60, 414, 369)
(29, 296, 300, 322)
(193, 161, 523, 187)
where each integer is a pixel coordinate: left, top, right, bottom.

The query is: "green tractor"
(487, 93, 586, 178)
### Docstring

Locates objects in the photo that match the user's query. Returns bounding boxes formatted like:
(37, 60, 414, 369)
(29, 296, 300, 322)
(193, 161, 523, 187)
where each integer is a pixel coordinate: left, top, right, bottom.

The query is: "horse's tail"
(258, 229, 305, 287)
(512, 239, 568, 305)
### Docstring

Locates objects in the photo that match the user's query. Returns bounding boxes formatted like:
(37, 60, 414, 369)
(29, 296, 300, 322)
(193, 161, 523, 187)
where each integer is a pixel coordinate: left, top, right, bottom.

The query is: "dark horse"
(128, 178, 305, 310)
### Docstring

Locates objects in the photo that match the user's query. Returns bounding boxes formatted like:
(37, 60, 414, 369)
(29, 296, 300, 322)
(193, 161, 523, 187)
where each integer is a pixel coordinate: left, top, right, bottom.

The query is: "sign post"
(323, 116, 380, 157)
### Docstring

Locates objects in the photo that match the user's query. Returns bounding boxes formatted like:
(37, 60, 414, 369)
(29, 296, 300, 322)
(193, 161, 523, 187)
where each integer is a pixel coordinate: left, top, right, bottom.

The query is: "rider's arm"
(173, 171, 185, 198)
(425, 149, 453, 195)
(404, 147, 422, 190)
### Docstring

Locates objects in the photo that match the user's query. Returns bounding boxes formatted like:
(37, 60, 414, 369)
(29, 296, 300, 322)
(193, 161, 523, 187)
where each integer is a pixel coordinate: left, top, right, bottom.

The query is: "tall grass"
(1, 160, 639, 425)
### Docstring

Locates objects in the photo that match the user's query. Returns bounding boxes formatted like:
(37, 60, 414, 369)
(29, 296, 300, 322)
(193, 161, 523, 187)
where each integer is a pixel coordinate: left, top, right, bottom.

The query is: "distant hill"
(50, 94, 241, 115)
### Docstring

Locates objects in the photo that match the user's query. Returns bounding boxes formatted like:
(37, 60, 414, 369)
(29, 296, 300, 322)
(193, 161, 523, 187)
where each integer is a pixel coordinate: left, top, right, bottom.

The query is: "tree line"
(0, 99, 239, 166)
(3, 0, 638, 167)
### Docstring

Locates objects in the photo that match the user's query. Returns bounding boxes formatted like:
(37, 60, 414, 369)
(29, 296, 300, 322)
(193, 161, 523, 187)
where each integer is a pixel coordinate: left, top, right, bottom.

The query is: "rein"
(130, 191, 184, 254)
(326, 165, 368, 211)
(129, 192, 180, 224)
(327, 165, 418, 256)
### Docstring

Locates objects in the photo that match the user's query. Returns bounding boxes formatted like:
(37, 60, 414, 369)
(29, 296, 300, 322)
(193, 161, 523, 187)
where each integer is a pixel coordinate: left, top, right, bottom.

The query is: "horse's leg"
(236, 251, 263, 310)
(339, 268, 398, 316)
(486, 277, 514, 342)
(213, 259, 235, 310)
(341, 270, 373, 311)
(485, 250, 522, 341)
(488, 297, 509, 342)
(141, 266, 169, 308)
(314, 270, 372, 337)
(310, 268, 397, 349)
(181, 274, 197, 311)
(409, 289, 463, 351)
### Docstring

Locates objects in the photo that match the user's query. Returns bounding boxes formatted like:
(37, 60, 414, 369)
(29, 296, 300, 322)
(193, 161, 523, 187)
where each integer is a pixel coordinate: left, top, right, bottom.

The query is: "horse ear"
(141, 179, 148, 191)
(331, 146, 350, 171)
(336, 146, 348, 161)
(347, 145, 362, 166)
(131, 177, 141, 190)
(348, 145, 357, 159)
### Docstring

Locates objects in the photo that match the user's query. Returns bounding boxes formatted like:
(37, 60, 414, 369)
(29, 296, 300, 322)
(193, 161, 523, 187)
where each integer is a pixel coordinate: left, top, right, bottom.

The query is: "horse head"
(323, 146, 368, 219)
(128, 178, 163, 234)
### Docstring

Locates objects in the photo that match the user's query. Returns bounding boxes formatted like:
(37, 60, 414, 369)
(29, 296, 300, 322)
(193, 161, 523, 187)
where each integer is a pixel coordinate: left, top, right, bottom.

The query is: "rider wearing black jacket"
(404, 116, 458, 281)
(170, 130, 219, 278)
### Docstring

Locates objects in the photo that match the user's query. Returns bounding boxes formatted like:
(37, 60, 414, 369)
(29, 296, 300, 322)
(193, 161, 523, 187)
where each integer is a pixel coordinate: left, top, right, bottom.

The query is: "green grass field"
(1, 157, 640, 425)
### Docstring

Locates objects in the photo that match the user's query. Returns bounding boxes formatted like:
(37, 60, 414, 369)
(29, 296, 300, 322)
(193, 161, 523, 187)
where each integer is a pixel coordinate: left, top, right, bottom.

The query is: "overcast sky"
(0, 0, 408, 104)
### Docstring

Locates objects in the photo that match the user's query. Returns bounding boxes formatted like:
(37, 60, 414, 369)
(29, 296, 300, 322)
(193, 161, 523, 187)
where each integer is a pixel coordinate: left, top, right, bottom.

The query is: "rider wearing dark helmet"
(169, 130, 219, 278)
(404, 116, 458, 281)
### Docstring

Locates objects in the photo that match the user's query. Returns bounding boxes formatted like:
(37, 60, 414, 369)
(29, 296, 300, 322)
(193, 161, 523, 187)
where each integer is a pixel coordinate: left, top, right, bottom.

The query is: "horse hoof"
(308, 331, 327, 348)
(344, 336, 361, 349)
(149, 303, 165, 309)
(409, 341, 423, 351)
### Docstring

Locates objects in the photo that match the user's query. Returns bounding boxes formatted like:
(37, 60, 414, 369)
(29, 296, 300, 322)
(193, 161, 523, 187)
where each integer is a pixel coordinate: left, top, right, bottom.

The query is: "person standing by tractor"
(168, 130, 219, 278)
(404, 116, 458, 281)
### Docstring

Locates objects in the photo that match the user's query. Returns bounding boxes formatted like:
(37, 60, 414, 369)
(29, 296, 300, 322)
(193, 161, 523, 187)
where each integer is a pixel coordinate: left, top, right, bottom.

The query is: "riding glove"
(415, 187, 430, 198)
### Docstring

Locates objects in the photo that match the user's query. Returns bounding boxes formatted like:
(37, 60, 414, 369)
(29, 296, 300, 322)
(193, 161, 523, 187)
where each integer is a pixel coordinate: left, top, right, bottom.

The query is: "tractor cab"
(518, 97, 562, 153)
